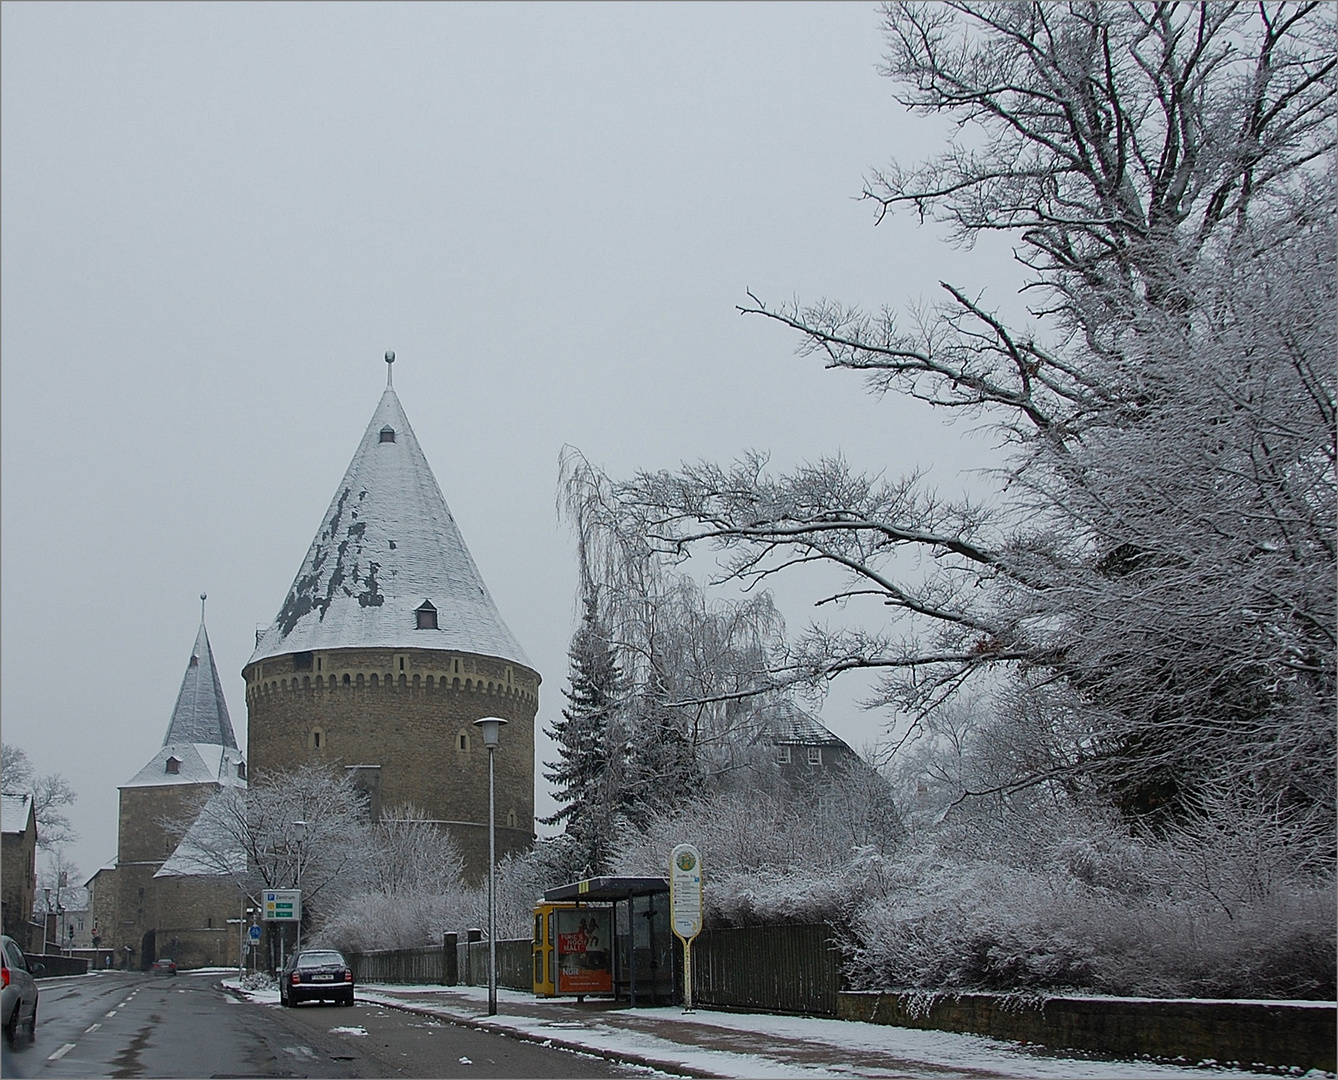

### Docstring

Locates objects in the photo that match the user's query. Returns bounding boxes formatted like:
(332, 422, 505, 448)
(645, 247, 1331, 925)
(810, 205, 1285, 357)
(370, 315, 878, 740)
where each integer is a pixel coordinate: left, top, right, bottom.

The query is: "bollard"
(443, 933, 458, 986)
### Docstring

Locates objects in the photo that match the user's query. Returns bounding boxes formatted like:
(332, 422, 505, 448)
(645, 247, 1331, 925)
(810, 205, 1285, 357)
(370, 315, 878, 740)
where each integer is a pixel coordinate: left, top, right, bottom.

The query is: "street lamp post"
(291, 820, 308, 954)
(472, 716, 507, 1017)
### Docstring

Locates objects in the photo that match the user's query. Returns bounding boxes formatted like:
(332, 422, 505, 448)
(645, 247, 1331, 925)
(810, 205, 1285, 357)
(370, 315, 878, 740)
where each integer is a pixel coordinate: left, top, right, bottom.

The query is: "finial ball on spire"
(201, 592, 207, 602)
(385, 350, 395, 363)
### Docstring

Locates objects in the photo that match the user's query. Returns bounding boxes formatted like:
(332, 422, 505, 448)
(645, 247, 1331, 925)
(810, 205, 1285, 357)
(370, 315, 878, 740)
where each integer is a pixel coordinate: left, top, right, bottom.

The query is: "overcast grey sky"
(2, 2, 1018, 881)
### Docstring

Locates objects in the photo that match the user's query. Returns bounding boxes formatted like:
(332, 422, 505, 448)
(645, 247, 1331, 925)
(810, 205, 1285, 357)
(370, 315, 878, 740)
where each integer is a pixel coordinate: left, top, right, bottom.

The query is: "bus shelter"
(534, 876, 674, 1006)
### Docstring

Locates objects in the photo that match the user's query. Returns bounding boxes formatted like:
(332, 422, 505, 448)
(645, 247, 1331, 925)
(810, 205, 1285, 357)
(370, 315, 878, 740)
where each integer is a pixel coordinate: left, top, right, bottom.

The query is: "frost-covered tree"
(567, 2, 1336, 826)
(2, 743, 78, 849)
(541, 594, 621, 874)
(165, 764, 373, 914)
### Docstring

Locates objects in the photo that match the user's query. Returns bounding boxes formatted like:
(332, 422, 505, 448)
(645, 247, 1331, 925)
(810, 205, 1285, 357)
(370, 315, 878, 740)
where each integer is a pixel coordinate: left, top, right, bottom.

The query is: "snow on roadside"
(346, 983, 1312, 1080)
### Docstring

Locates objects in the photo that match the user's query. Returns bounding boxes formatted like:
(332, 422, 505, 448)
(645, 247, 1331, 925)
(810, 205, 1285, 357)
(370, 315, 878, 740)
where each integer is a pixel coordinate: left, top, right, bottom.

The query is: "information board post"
(263, 890, 302, 974)
(669, 843, 703, 1012)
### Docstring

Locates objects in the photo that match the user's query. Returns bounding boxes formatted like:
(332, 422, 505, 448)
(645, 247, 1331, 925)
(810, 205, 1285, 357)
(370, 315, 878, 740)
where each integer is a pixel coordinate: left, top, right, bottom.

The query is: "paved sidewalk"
(340, 982, 1294, 1080)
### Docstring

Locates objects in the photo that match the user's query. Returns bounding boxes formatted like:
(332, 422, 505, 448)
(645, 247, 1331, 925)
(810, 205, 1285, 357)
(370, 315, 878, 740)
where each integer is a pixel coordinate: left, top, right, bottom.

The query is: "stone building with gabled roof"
(106, 606, 248, 970)
(244, 356, 540, 878)
(1, 793, 37, 949)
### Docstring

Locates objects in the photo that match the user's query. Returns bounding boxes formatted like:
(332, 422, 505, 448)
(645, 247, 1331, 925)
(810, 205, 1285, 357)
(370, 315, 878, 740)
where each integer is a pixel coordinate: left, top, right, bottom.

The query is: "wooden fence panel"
(692, 924, 841, 1016)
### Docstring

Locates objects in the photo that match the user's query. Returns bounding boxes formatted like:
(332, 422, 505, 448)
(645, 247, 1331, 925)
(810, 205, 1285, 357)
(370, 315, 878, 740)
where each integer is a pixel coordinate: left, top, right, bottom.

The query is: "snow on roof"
(123, 742, 247, 789)
(249, 387, 533, 670)
(156, 790, 246, 878)
(753, 698, 849, 748)
(1, 792, 33, 835)
(163, 621, 238, 749)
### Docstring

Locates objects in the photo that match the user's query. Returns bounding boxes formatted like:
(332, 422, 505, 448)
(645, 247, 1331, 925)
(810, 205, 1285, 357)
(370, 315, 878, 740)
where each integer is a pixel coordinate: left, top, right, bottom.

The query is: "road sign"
(669, 844, 703, 1012)
(248, 924, 262, 943)
(669, 844, 702, 940)
(263, 890, 302, 921)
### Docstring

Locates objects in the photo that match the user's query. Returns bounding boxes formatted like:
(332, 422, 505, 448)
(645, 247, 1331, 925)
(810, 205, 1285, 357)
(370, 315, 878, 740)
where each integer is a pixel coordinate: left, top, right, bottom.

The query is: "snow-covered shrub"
(608, 772, 902, 928)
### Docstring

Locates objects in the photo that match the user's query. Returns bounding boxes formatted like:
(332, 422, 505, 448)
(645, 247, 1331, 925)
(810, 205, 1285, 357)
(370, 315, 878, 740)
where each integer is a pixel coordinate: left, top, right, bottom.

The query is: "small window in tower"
(237, 761, 247, 780)
(379, 426, 396, 443)
(416, 600, 438, 630)
(506, 810, 517, 829)
(458, 732, 469, 752)
(165, 756, 181, 774)
(189, 654, 199, 667)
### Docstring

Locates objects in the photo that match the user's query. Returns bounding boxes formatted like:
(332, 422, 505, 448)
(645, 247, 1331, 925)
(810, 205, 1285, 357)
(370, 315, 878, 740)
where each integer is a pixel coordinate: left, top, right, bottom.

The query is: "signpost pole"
(669, 843, 703, 1014)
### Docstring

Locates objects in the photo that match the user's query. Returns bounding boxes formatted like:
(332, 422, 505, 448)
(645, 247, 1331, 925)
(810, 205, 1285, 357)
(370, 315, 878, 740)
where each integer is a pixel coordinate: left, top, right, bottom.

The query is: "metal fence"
(349, 923, 843, 1016)
(691, 923, 842, 1016)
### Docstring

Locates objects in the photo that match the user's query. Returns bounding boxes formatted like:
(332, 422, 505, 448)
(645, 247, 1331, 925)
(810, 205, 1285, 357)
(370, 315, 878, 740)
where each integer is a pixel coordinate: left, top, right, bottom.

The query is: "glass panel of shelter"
(613, 893, 674, 1005)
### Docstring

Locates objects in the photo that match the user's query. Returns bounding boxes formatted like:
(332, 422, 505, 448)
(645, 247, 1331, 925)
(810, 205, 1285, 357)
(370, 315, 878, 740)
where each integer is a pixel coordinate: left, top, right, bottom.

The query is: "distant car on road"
(1, 935, 41, 1043)
(151, 958, 177, 975)
(280, 949, 354, 1007)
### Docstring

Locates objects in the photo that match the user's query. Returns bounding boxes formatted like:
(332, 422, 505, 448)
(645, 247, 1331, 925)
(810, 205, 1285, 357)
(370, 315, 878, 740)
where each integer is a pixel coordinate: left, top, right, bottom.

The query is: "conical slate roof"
(164, 622, 238, 749)
(249, 384, 531, 668)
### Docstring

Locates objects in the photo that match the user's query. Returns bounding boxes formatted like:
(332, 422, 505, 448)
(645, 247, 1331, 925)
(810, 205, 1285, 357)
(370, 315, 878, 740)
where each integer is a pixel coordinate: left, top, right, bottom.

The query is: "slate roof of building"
(123, 616, 245, 788)
(248, 382, 532, 670)
(753, 698, 849, 748)
(1, 792, 34, 835)
(163, 621, 238, 749)
(157, 791, 245, 878)
(123, 742, 247, 789)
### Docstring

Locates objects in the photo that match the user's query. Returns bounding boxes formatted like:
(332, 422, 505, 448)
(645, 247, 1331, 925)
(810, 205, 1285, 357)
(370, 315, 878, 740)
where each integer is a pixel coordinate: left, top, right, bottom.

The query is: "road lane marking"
(48, 1043, 77, 1060)
(85, 1023, 101, 1033)
(106, 1009, 117, 1016)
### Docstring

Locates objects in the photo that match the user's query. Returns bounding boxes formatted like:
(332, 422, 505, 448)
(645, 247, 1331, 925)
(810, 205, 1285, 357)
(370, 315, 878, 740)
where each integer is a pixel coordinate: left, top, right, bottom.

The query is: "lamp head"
(473, 716, 508, 749)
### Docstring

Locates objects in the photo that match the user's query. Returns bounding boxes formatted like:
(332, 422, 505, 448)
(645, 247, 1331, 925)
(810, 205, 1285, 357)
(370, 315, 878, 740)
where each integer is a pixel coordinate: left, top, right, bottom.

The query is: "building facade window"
(776, 745, 792, 765)
(165, 756, 180, 774)
(807, 746, 823, 766)
(380, 426, 396, 443)
(416, 601, 438, 629)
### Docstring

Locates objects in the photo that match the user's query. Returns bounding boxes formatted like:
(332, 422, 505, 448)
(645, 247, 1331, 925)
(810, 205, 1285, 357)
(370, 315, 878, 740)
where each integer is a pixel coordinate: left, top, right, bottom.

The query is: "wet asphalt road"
(3, 970, 662, 1078)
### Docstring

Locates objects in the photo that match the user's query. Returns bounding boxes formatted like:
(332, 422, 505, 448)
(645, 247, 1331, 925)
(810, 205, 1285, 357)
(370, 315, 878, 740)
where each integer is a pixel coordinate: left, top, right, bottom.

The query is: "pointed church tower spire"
(163, 601, 239, 749)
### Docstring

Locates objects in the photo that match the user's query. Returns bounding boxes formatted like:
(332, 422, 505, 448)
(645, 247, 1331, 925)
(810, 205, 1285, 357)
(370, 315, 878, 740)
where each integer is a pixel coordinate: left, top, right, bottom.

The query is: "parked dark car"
(280, 949, 354, 1006)
(151, 958, 177, 975)
(1, 935, 41, 1043)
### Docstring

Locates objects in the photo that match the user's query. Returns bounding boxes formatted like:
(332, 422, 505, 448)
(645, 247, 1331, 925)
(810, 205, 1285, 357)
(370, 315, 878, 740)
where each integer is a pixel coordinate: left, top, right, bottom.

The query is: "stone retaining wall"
(838, 991, 1336, 1073)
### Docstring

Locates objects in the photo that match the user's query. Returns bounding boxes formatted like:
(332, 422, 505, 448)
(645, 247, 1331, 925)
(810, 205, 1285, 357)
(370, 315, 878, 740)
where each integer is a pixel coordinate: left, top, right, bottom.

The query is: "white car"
(1, 935, 40, 1043)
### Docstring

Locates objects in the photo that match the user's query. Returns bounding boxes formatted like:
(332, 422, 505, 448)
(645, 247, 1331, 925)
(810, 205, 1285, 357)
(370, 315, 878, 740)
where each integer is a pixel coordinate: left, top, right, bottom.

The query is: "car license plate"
(313, 974, 335, 981)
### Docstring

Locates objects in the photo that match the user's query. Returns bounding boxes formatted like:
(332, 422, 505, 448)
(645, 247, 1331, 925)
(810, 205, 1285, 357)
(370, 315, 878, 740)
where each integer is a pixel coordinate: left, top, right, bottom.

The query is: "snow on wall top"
(1, 792, 33, 835)
(122, 742, 247, 789)
(163, 622, 238, 749)
(248, 387, 532, 669)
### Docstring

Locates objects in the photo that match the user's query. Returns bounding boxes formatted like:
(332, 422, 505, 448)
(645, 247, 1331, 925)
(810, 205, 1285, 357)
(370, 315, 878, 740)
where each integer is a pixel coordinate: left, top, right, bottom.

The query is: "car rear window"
(296, 951, 346, 967)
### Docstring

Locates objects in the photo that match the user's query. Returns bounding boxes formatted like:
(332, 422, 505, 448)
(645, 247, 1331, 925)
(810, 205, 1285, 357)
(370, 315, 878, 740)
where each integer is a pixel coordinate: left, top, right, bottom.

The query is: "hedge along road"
(8, 969, 666, 1079)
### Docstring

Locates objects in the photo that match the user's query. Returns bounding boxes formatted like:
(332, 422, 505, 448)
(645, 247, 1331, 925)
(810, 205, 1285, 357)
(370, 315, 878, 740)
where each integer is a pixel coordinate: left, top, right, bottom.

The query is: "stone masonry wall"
(113, 782, 214, 968)
(153, 874, 244, 970)
(245, 647, 538, 880)
(838, 991, 1337, 1073)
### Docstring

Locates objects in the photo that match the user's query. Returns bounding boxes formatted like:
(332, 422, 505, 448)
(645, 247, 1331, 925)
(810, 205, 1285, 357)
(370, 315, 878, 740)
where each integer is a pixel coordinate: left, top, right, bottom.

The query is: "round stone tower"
(244, 357, 539, 877)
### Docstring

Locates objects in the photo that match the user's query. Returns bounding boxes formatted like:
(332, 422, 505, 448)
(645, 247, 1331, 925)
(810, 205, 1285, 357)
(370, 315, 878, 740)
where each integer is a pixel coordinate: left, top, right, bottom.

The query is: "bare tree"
(2, 743, 78, 848)
(165, 764, 373, 914)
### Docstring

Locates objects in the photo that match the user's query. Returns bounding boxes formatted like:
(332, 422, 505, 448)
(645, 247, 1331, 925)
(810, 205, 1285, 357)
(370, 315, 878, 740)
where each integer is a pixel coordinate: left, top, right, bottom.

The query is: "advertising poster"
(555, 907, 613, 994)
